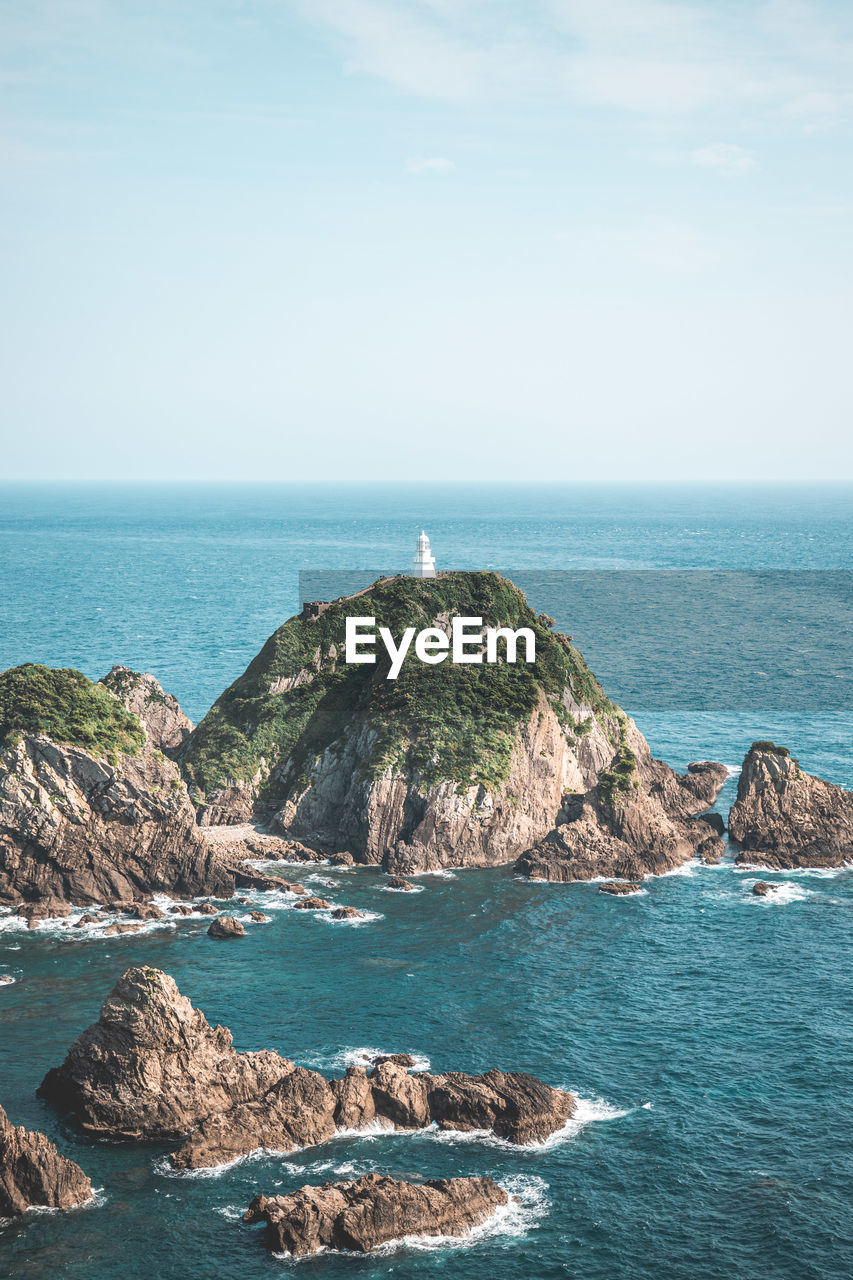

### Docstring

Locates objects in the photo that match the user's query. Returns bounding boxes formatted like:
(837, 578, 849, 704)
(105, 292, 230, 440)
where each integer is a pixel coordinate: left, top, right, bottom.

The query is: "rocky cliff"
(0, 664, 231, 906)
(243, 1174, 509, 1256)
(41, 968, 574, 1169)
(729, 742, 853, 868)
(181, 572, 725, 875)
(0, 1104, 91, 1217)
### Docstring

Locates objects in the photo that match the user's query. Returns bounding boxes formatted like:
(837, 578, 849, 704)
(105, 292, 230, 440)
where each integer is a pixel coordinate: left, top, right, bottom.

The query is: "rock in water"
(0, 664, 232, 908)
(242, 1173, 508, 1256)
(207, 915, 245, 938)
(180, 572, 725, 874)
(330, 906, 363, 919)
(599, 882, 641, 895)
(38, 967, 293, 1140)
(293, 896, 330, 910)
(752, 881, 772, 896)
(0, 1104, 91, 1216)
(515, 751, 728, 883)
(39, 969, 574, 1168)
(386, 876, 416, 891)
(729, 742, 853, 868)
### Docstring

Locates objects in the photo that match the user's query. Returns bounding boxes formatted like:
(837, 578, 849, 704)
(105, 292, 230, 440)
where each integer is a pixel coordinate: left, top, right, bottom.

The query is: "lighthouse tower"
(411, 530, 437, 578)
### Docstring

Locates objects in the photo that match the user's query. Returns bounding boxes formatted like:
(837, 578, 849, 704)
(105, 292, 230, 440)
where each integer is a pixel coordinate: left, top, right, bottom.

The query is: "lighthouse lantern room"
(411, 530, 437, 578)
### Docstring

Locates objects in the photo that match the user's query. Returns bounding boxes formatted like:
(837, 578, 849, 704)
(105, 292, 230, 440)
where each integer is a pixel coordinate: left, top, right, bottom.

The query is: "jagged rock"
(128, 902, 165, 921)
(698, 811, 726, 835)
(752, 881, 772, 896)
(99, 666, 193, 755)
(236, 897, 251, 904)
(21, 901, 71, 928)
(293, 896, 331, 911)
(730, 743, 853, 868)
(329, 852, 354, 867)
(249, 910, 269, 922)
(169, 904, 193, 916)
(181, 573, 719, 873)
(330, 906, 363, 919)
(0, 1104, 91, 1216)
(38, 968, 292, 1140)
(41, 969, 575, 1170)
(74, 913, 100, 927)
(386, 876, 416, 891)
(103, 922, 144, 936)
(197, 902, 218, 915)
(207, 915, 245, 939)
(371, 1053, 417, 1069)
(697, 836, 725, 864)
(599, 882, 641, 895)
(242, 1173, 509, 1257)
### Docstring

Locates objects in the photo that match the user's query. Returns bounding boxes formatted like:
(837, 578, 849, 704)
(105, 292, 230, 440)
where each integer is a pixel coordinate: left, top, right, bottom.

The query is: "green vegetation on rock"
(181, 572, 621, 799)
(0, 664, 145, 757)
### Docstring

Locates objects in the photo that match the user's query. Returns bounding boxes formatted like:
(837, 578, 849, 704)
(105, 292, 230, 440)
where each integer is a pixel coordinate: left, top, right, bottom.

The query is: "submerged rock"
(730, 743, 853, 868)
(207, 915, 245, 939)
(0, 1104, 91, 1217)
(752, 881, 773, 896)
(40, 969, 575, 1169)
(242, 1173, 509, 1256)
(598, 882, 641, 895)
(102, 922, 144, 936)
(386, 876, 416, 891)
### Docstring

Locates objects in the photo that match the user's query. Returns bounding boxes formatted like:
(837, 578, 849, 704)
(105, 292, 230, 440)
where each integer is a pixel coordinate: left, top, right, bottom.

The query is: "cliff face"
(0, 1105, 91, 1217)
(99, 666, 193, 755)
(515, 721, 727, 882)
(729, 742, 853, 868)
(0, 665, 230, 906)
(181, 573, 638, 869)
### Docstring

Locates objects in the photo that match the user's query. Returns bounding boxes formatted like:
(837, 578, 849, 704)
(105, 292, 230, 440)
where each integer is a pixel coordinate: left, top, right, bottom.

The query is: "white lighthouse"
(411, 530, 437, 578)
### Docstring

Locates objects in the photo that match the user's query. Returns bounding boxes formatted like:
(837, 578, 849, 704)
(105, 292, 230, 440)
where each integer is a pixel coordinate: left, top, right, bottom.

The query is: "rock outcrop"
(599, 882, 641, 895)
(515, 730, 727, 883)
(41, 969, 574, 1171)
(207, 915, 245, 939)
(0, 1104, 91, 1217)
(99, 666, 193, 755)
(179, 572, 727, 874)
(729, 743, 853, 868)
(0, 665, 232, 907)
(243, 1174, 508, 1256)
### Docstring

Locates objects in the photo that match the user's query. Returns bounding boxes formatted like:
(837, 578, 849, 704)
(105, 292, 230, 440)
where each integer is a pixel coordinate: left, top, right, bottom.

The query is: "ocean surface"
(0, 483, 851, 1279)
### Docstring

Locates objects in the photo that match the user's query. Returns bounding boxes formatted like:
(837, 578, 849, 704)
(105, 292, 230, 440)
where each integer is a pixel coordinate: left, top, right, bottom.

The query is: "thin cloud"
(690, 142, 756, 174)
(405, 155, 455, 174)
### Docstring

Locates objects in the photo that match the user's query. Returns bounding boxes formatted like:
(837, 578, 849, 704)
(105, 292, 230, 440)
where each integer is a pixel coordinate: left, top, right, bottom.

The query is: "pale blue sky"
(1, 0, 852, 481)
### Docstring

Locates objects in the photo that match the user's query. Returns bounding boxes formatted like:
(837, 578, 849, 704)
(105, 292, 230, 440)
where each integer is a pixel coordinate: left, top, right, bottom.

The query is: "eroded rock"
(0, 1104, 91, 1217)
(207, 915, 245, 939)
(242, 1173, 508, 1256)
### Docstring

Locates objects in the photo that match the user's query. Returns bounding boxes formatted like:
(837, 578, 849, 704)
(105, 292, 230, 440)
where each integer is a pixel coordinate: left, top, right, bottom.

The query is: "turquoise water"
(1, 484, 851, 1278)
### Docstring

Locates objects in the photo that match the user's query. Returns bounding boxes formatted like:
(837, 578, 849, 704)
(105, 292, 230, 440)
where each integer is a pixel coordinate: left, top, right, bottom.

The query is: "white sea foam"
(0, 975, 17, 987)
(314, 909, 383, 927)
(381, 883, 425, 893)
(750, 882, 811, 905)
(305, 1046, 431, 1073)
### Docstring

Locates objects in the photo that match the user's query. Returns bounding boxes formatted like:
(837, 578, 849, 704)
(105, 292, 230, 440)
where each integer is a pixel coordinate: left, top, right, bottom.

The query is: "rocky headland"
(179, 572, 727, 880)
(0, 664, 231, 908)
(729, 742, 853, 868)
(39, 968, 575, 1169)
(0, 1104, 91, 1218)
(243, 1173, 509, 1256)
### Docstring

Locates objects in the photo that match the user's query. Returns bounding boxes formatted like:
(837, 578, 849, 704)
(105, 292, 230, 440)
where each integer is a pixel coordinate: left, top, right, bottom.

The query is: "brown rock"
(330, 906, 363, 920)
(129, 902, 165, 921)
(242, 1173, 508, 1256)
(38, 967, 292, 1140)
(293, 896, 331, 911)
(207, 915, 245, 939)
(0, 1104, 91, 1217)
(697, 836, 725, 865)
(598, 882, 641, 895)
(371, 1053, 417, 1069)
(752, 881, 772, 896)
(198, 902, 218, 915)
(21, 901, 71, 928)
(74, 913, 100, 927)
(169, 903, 193, 916)
(730, 743, 853, 868)
(236, 897, 250, 904)
(98, 666, 193, 754)
(329, 852, 354, 867)
(385, 876, 416, 891)
(249, 910, 269, 923)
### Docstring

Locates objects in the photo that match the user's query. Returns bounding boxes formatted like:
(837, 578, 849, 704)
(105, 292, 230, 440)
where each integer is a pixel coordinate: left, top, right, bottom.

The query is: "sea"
(0, 483, 851, 1279)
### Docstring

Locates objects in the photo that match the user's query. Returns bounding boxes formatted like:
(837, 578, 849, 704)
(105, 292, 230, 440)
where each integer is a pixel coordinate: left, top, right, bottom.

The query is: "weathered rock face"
(515, 727, 728, 882)
(180, 573, 645, 871)
(41, 969, 575, 1171)
(0, 1104, 91, 1217)
(0, 733, 232, 906)
(243, 1174, 509, 1256)
(729, 743, 853, 868)
(207, 915, 245, 939)
(99, 666, 193, 755)
(38, 968, 291, 1140)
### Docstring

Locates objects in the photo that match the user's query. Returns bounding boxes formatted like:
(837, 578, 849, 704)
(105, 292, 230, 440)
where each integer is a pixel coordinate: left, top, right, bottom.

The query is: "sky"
(1, 0, 852, 482)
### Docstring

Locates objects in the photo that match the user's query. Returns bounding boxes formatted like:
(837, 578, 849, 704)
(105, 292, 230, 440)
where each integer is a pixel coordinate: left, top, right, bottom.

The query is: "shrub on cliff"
(0, 664, 145, 757)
